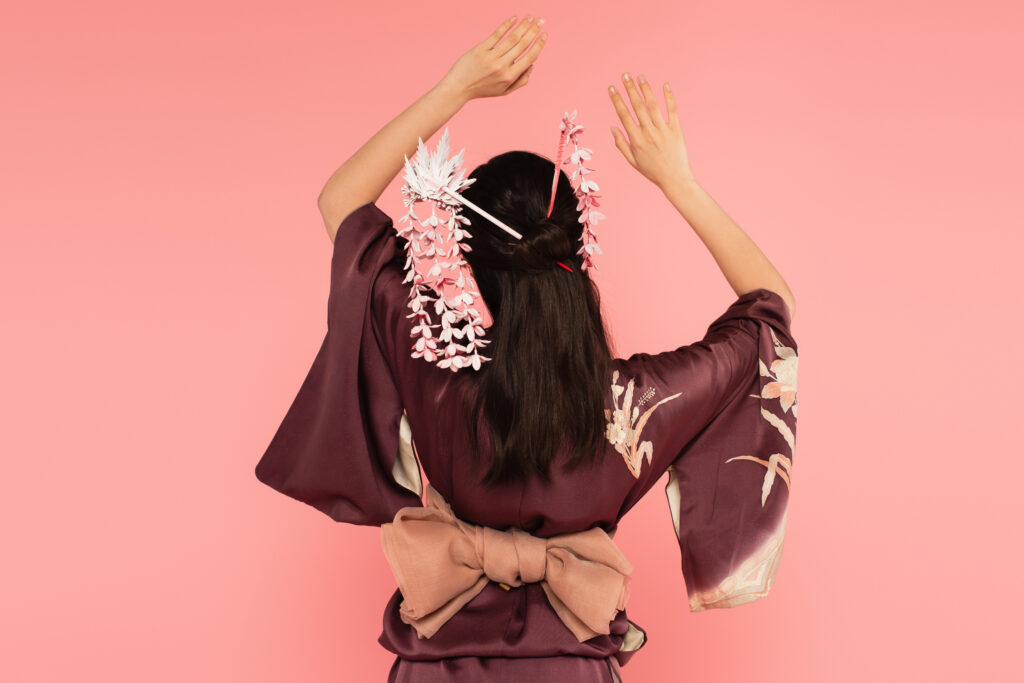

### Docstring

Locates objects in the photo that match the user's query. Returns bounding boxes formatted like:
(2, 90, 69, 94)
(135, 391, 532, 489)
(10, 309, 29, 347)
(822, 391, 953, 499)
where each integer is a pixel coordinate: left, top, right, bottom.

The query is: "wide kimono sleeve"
(612, 288, 797, 611)
(663, 288, 798, 612)
(254, 201, 424, 526)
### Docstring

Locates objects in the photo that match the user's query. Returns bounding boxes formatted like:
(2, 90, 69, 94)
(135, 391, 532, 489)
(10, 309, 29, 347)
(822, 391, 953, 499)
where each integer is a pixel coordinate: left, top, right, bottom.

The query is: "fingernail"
(526, 14, 533, 21)
(623, 72, 631, 80)
(665, 82, 671, 92)
(609, 85, 617, 94)
(537, 17, 545, 26)
(638, 74, 646, 84)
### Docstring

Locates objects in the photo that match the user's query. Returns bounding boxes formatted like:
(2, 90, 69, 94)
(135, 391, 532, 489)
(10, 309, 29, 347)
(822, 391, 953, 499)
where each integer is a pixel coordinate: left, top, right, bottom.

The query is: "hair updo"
(452, 150, 615, 489)
(507, 218, 576, 272)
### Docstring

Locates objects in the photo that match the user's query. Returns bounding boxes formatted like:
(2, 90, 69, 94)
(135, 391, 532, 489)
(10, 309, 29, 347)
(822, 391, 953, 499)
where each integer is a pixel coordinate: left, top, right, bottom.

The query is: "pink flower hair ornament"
(397, 110, 603, 372)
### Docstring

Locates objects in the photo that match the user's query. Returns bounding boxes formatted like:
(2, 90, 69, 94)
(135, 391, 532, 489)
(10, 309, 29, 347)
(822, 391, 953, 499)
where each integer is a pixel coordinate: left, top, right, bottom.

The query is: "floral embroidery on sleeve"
(724, 327, 798, 505)
(604, 369, 682, 478)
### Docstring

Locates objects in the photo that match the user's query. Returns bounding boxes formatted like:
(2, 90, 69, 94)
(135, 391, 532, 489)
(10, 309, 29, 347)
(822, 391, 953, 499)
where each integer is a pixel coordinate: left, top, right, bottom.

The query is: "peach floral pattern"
(725, 327, 798, 506)
(604, 370, 682, 478)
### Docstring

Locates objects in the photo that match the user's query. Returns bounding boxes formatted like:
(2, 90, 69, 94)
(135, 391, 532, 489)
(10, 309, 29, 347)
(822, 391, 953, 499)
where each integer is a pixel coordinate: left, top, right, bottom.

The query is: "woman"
(256, 14, 799, 682)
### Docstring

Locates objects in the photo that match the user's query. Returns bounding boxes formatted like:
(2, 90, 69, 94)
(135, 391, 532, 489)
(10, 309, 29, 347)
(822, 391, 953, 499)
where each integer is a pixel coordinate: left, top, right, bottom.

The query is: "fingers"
(621, 73, 655, 132)
(509, 25, 546, 77)
(483, 15, 517, 51)
(663, 82, 679, 128)
(495, 15, 538, 59)
(609, 72, 678, 133)
(608, 85, 640, 141)
(498, 15, 545, 87)
(510, 18, 546, 65)
(636, 75, 666, 127)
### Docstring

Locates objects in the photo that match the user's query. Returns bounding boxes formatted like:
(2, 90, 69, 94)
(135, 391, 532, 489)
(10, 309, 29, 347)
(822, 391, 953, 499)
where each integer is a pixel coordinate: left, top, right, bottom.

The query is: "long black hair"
(457, 150, 616, 489)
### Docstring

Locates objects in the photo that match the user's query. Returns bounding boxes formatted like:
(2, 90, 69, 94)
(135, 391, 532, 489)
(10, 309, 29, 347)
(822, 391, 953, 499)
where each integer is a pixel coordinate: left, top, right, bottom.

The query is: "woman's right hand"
(608, 73, 697, 191)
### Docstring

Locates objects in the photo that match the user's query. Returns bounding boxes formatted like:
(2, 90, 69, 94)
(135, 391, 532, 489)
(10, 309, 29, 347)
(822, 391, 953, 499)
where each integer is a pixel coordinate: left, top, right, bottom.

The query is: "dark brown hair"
(457, 151, 616, 489)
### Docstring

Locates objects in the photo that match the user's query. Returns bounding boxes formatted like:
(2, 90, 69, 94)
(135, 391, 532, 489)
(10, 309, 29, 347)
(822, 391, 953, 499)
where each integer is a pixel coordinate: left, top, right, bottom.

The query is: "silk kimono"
(254, 201, 799, 682)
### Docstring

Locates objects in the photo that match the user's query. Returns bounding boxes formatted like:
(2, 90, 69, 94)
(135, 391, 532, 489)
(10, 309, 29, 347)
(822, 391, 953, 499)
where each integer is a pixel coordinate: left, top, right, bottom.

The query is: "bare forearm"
(315, 15, 548, 242)
(662, 179, 796, 319)
(316, 80, 469, 242)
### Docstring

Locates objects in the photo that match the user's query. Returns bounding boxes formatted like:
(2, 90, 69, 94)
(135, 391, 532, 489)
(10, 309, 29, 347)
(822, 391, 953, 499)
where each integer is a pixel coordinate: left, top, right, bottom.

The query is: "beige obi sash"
(380, 483, 633, 642)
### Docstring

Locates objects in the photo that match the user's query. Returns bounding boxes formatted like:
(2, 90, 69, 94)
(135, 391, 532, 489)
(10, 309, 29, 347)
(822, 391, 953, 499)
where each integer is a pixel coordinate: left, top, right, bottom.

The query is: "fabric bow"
(380, 484, 633, 642)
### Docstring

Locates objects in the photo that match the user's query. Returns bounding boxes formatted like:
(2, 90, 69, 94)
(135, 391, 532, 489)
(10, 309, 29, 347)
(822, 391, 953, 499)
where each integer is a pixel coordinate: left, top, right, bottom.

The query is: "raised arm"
(315, 81, 466, 244)
(608, 72, 796, 320)
(316, 14, 549, 243)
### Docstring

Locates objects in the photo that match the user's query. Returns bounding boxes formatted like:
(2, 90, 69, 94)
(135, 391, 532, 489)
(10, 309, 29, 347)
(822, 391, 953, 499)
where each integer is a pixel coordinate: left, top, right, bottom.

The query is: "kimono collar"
(380, 483, 632, 643)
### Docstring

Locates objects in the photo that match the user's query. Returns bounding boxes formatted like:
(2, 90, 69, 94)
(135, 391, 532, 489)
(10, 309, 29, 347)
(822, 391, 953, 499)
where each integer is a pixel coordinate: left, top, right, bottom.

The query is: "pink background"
(3, 0, 1021, 681)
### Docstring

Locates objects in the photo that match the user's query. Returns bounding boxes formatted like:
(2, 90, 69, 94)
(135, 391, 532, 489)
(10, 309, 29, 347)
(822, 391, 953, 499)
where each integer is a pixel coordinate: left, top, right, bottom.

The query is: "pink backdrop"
(3, 0, 1021, 680)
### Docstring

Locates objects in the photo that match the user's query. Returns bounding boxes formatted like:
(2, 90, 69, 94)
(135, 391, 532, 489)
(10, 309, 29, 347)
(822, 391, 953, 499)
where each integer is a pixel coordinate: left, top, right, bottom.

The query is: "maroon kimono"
(255, 202, 799, 682)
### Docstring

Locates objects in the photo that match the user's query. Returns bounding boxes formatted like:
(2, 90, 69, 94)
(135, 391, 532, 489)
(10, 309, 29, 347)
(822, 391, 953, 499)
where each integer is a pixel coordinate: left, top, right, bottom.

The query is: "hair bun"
(511, 218, 575, 270)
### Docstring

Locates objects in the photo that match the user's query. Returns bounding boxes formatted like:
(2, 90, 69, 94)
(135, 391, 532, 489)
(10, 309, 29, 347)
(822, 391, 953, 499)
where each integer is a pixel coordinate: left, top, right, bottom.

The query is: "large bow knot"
(380, 484, 632, 642)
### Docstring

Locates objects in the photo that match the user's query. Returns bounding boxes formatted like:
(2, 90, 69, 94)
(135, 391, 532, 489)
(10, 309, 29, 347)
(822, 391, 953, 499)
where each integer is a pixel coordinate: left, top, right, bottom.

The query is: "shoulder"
(322, 200, 393, 244)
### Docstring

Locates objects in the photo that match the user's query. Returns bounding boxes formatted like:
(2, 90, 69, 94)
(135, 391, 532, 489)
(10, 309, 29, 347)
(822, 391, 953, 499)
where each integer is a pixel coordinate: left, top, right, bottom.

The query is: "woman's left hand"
(440, 15, 547, 102)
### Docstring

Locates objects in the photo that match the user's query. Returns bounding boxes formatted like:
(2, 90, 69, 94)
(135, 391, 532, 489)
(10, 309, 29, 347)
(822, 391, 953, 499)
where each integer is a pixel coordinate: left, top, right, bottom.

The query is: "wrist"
(658, 174, 703, 200)
(431, 78, 471, 109)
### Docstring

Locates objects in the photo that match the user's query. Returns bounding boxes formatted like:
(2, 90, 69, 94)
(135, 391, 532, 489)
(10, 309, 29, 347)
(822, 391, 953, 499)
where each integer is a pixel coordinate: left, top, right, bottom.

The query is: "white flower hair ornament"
(397, 110, 603, 372)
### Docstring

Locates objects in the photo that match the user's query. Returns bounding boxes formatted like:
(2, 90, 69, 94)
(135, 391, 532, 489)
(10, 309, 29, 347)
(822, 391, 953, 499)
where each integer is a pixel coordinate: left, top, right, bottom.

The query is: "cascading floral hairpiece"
(397, 109, 602, 372)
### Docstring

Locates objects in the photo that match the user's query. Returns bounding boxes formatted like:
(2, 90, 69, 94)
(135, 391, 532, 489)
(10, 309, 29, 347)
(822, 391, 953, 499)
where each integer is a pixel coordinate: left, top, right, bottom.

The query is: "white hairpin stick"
(441, 190, 522, 240)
